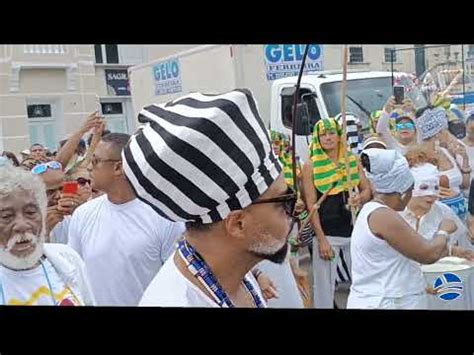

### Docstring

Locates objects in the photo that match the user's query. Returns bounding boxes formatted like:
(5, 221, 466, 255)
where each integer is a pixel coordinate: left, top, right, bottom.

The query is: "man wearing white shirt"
(68, 133, 184, 306)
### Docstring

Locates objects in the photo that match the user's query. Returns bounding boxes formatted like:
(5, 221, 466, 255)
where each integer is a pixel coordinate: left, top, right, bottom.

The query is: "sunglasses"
(252, 187, 298, 217)
(396, 122, 415, 131)
(31, 161, 63, 175)
(76, 177, 91, 186)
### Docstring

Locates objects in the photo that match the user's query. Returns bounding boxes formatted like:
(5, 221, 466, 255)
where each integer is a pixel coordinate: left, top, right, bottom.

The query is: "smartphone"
(394, 85, 404, 105)
(63, 181, 79, 195)
(448, 120, 466, 139)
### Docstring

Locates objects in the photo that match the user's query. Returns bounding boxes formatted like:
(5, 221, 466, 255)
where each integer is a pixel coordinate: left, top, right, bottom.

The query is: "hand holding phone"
(394, 85, 404, 105)
(63, 181, 79, 195)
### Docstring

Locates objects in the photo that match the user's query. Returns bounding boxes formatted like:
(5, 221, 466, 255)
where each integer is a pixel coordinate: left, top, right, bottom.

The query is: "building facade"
(0, 44, 148, 155)
(1, 44, 473, 155)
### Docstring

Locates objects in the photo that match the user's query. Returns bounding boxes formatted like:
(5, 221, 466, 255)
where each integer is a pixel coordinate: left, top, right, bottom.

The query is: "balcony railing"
(23, 45, 67, 54)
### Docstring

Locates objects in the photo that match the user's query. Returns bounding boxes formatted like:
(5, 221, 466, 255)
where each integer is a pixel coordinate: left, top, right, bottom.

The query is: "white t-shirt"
(349, 202, 426, 301)
(140, 252, 265, 308)
(50, 216, 71, 244)
(439, 147, 463, 194)
(0, 259, 82, 306)
(68, 195, 185, 306)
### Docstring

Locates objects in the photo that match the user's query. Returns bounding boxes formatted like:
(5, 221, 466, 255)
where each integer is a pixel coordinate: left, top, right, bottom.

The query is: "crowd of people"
(1, 86, 474, 310)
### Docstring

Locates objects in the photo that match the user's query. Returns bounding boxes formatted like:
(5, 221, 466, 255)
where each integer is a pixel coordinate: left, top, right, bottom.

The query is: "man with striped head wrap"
(126, 89, 297, 308)
(301, 118, 372, 308)
(335, 113, 362, 156)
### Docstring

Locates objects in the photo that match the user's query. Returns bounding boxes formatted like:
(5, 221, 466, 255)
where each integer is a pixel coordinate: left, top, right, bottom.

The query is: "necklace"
(177, 240, 264, 308)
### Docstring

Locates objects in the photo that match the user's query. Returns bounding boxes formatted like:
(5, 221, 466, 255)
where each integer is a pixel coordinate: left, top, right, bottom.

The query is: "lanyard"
(177, 240, 264, 308)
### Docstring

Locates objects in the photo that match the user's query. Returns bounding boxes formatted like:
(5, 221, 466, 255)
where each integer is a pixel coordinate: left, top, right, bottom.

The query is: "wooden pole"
(339, 45, 357, 224)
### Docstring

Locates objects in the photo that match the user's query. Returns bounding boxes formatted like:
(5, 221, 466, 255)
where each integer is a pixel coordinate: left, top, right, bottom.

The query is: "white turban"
(362, 149, 414, 194)
(416, 108, 449, 141)
(411, 163, 440, 197)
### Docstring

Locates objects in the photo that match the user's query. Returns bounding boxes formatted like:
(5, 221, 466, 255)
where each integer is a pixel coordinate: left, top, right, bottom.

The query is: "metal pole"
(290, 44, 310, 194)
(391, 48, 394, 88)
(340, 45, 357, 225)
(462, 44, 466, 111)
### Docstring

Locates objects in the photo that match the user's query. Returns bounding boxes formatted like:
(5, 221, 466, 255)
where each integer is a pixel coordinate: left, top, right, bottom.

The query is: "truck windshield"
(320, 77, 427, 128)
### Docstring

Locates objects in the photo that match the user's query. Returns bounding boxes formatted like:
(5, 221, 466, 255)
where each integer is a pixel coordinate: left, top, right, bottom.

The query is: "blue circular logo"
(433, 272, 464, 301)
(307, 45, 321, 61)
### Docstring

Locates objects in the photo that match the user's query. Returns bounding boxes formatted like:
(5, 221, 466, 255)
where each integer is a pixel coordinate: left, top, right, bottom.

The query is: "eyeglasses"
(252, 187, 298, 217)
(91, 156, 121, 167)
(31, 161, 63, 175)
(76, 177, 91, 186)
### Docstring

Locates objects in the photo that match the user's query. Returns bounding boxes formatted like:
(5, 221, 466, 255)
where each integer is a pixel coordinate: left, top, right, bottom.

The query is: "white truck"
(129, 45, 427, 161)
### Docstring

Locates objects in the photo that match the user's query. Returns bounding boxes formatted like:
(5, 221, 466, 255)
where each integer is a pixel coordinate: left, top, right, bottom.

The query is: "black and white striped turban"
(122, 89, 283, 224)
(336, 113, 362, 155)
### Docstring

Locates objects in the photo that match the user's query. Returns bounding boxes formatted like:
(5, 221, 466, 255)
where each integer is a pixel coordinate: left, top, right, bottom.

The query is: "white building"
(0, 44, 149, 155)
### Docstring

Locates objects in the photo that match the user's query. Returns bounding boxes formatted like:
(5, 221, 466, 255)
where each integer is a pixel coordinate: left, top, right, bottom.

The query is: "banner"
(153, 58, 183, 96)
(264, 44, 323, 81)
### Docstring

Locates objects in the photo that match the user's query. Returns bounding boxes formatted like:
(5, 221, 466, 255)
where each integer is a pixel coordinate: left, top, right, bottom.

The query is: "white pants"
(347, 291, 428, 310)
(258, 257, 304, 309)
(312, 236, 351, 309)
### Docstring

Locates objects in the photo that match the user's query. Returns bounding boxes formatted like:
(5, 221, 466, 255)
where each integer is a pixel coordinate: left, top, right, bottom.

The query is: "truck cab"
(270, 71, 427, 162)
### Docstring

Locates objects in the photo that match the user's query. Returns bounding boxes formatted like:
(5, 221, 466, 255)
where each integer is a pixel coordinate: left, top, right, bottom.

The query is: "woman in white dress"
(402, 154, 472, 250)
(348, 149, 474, 310)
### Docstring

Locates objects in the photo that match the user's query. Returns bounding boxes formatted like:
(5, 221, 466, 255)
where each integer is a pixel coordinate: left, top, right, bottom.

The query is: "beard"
(251, 242, 289, 264)
(0, 232, 44, 270)
(248, 220, 295, 265)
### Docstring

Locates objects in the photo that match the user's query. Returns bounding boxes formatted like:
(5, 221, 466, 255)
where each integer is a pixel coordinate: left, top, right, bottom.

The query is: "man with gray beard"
(126, 90, 297, 308)
(0, 165, 94, 306)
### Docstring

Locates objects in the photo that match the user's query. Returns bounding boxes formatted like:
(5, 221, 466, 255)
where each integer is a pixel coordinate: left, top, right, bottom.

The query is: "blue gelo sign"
(264, 44, 323, 81)
(153, 58, 183, 96)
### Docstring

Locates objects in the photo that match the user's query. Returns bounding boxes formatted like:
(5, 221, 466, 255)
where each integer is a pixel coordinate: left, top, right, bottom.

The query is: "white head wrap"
(362, 149, 414, 194)
(410, 163, 440, 197)
(416, 107, 449, 141)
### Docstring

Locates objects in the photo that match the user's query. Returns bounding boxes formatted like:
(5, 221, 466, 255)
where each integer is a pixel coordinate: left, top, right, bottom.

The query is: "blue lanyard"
(177, 240, 264, 308)
(0, 279, 5, 305)
(0, 259, 57, 306)
(40, 260, 57, 305)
